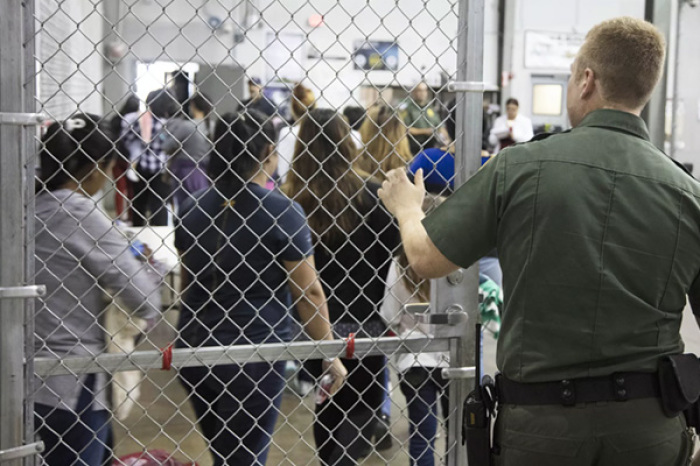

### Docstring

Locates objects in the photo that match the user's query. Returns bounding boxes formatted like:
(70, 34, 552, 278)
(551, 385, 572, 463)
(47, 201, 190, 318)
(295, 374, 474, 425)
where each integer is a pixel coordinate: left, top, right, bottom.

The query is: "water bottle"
(315, 374, 333, 405)
(129, 239, 146, 260)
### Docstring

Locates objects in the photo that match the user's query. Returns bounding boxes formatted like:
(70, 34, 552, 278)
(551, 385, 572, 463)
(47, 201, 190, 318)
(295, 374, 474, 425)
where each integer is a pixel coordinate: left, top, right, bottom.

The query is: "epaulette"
(498, 130, 571, 154)
(653, 144, 696, 179)
(528, 129, 571, 143)
(669, 156, 695, 179)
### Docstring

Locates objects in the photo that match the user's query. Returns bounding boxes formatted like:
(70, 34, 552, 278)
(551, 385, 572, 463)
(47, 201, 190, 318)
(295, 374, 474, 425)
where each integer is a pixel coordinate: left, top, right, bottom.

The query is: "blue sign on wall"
(352, 41, 399, 71)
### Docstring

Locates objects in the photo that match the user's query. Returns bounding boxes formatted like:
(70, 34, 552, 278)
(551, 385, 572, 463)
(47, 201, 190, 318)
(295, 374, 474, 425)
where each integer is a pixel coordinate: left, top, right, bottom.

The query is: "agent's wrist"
(395, 204, 425, 226)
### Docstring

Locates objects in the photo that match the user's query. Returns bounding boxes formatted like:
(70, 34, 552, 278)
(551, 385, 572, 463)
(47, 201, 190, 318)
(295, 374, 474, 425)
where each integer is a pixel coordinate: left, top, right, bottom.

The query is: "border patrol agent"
(400, 82, 444, 154)
(379, 17, 700, 465)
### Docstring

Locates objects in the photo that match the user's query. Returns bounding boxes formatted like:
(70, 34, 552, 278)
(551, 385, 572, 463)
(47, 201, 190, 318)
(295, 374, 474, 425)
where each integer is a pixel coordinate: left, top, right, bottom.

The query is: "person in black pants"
(121, 88, 177, 226)
(284, 108, 400, 464)
(130, 172, 171, 226)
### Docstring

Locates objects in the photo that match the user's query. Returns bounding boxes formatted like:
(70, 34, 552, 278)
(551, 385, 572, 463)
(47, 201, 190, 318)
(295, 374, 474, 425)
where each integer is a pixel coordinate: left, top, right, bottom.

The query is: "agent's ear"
(580, 67, 597, 101)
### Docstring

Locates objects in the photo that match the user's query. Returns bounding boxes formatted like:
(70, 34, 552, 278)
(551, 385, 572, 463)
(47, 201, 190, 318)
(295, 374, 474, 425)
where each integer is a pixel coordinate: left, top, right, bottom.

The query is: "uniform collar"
(411, 99, 430, 109)
(576, 109, 650, 141)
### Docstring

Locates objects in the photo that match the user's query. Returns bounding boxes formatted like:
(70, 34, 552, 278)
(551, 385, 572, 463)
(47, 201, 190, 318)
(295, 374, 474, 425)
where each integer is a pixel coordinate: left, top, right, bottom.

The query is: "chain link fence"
(0, 0, 486, 464)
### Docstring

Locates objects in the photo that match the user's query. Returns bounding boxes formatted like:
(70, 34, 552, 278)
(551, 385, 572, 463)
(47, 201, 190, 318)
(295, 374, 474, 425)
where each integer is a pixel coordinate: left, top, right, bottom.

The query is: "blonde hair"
(356, 105, 412, 181)
(577, 16, 666, 109)
(290, 83, 316, 121)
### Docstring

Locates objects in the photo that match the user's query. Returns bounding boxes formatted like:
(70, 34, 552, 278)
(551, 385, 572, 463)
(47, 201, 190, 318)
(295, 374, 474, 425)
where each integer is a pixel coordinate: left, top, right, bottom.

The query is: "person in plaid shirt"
(121, 88, 177, 226)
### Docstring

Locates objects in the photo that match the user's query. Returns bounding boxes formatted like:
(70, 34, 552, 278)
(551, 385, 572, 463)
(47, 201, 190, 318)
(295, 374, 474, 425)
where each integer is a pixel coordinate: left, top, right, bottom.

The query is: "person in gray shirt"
(34, 114, 162, 466)
(162, 114, 212, 209)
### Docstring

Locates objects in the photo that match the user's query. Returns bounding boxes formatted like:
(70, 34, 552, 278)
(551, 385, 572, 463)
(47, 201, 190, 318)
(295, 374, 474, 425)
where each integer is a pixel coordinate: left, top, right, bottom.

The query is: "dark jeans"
(178, 361, 285, 466)
(131, 171, 170, 226)
(35, 375, 111, 466)
(399, 367, 450, 466)
(314, 356, 385, 465)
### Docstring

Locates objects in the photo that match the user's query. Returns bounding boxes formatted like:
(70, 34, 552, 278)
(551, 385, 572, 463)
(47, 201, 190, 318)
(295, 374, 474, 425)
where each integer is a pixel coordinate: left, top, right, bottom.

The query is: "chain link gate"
(0, 0, 486, 464)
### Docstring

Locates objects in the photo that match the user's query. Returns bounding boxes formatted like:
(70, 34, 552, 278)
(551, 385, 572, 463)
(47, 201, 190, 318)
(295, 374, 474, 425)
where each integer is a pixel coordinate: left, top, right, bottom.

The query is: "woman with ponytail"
(34, 114, 162, 465)
(175, 109, 346, 466)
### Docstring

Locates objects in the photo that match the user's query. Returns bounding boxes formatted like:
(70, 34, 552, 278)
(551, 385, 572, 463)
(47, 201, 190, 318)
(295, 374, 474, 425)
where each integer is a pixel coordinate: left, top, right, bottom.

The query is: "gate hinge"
(403, 304, 468, 337)
(447, 81, 486, 93)
(441, 367, 476, 379)
(0, 285, 46, 299)
(0, 442, 44, 462)
(413, 311, 467, 326)
(0, 113, 47, 126)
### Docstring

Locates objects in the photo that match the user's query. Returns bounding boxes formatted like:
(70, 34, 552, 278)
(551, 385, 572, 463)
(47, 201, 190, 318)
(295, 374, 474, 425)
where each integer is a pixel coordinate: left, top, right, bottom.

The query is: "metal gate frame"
(0, 1, 486, 464)
(0, 0, 43, 464)
(442, 0, 485, 464)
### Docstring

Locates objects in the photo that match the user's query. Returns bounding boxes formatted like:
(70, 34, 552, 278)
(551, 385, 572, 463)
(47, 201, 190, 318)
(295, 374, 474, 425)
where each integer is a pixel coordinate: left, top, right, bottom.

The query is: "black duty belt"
(496, 372, 660, 406)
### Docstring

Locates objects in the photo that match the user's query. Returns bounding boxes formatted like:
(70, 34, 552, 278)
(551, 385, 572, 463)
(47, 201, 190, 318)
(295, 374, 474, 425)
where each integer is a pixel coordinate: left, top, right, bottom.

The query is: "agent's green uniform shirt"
(400, 99, 442, 130)
(401, 99, 442, 153)
(424, 109, 700, 384)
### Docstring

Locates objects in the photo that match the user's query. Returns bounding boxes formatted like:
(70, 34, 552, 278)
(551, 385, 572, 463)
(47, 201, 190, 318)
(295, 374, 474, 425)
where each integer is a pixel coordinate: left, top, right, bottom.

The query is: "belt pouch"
(658, 353, 700, 417)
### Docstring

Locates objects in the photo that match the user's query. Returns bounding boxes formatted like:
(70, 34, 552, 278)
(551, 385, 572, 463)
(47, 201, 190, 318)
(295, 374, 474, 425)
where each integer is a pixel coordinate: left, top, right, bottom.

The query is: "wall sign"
(524, 31, 584, 70)
(353, 41, 399, 71)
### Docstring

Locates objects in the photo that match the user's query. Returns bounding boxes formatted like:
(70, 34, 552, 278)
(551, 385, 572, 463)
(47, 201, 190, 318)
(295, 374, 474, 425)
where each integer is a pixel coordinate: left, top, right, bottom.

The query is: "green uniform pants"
(492, 398, 694, 466)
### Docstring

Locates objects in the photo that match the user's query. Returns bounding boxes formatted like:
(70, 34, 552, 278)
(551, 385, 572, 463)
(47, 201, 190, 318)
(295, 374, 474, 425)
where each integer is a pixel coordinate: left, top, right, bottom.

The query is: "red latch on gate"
(345, 333, 356, 359)
(161, 343, 174, 370)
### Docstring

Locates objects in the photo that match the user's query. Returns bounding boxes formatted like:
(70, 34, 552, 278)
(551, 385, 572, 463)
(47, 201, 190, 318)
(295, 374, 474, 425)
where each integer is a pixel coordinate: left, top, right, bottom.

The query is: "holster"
(658, 353, 700, 428)
(463, 375, 497, 466)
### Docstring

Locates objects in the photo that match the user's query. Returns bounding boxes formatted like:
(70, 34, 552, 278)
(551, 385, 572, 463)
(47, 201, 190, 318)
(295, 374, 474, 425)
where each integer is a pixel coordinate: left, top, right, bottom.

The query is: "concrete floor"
(112, 369, 424, 465)
(110, 305, 700, 465)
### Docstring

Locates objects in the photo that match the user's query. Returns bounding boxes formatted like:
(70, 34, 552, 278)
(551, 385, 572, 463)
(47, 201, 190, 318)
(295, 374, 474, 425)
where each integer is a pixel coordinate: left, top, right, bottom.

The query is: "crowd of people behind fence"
(33, 79, 509, 466)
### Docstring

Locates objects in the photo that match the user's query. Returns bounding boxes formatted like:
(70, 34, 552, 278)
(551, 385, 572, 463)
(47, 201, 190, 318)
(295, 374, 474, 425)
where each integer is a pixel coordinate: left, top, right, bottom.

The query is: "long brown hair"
(397, 194, 444, 301)
(397, 248, 430, 302)
(356, 105, 412, 180)
(283, 108, 366, 245)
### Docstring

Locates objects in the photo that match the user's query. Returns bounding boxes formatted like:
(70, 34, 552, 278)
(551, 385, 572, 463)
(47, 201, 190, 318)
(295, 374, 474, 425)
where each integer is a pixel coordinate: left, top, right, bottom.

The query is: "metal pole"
(670, 0, 684, 159)
(0, 1, 30, 464)
(642, 0, 673, 149)
(101, 1, 135, 118)
(439, 0, 485, 464)
(22, 1, 38, 464)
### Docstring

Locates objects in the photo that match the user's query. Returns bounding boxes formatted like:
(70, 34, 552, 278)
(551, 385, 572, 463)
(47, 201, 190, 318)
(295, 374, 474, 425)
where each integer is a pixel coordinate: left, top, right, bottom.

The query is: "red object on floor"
(114, 450, 198, 466)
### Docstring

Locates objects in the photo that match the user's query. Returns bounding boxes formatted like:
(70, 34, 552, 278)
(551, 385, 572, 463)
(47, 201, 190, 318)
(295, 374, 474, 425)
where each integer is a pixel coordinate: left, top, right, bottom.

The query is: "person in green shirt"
(400, 82, 446, 155)
(379, 17, 699, 466)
